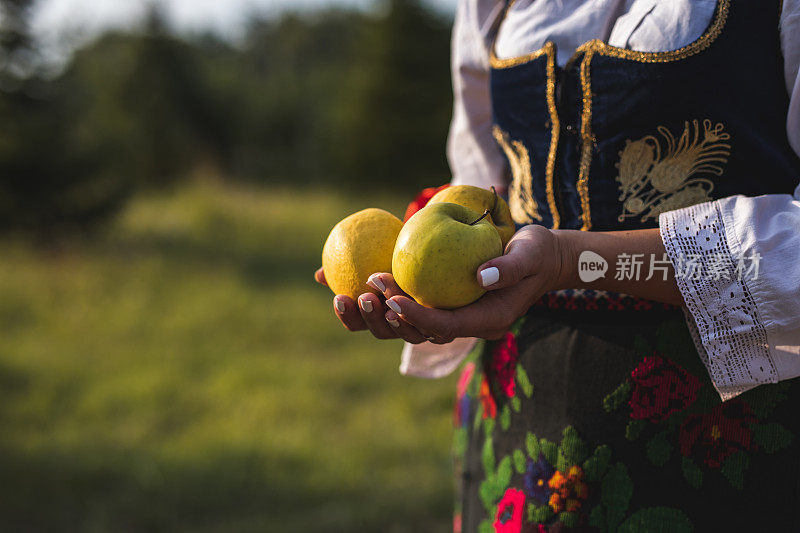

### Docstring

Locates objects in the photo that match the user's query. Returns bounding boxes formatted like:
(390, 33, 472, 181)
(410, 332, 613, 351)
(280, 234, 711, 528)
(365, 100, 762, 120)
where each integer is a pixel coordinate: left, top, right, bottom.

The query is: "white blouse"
(402, 0, 800, 400)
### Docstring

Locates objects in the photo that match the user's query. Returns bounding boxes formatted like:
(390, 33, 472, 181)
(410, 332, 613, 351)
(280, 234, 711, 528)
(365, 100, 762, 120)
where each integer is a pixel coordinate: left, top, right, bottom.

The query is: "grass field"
(0, 183, 460, 532)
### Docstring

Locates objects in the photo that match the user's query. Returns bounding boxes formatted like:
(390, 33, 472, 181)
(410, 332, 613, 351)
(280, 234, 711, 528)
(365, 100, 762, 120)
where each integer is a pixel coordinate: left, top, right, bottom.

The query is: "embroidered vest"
(490, 0, 800, 231)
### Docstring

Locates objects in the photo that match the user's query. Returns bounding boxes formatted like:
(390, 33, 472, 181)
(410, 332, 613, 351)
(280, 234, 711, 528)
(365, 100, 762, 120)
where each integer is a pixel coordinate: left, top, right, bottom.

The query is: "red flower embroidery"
(454, 362, 476, 427)
(679, 400, 757, 468)
(629, 355, 700, 422)
(457, 362, 475, 398)
(479, 375, 497, 419)
(491, 332, 520, 398)
(494, 488, 525, 532)
(403, 184, 450, 222)
(547, 465, 589, 514)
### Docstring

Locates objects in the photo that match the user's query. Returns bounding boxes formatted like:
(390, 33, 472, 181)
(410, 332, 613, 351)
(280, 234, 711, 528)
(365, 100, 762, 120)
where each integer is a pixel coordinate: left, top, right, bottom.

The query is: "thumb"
(476, 240, 533, 290)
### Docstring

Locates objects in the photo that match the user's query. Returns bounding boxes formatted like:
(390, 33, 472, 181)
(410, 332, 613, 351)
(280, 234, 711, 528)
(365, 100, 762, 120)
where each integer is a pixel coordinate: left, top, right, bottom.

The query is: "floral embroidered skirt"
(453, 306, 799, 532)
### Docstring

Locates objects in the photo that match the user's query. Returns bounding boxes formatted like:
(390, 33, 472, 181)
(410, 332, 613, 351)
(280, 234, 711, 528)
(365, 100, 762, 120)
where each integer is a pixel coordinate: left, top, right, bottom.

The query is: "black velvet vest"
(490, 0, 800, 231)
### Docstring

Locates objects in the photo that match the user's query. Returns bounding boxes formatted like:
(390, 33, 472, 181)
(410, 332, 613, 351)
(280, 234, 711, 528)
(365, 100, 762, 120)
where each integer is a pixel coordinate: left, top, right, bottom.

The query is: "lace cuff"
(659, 201, 778, 400)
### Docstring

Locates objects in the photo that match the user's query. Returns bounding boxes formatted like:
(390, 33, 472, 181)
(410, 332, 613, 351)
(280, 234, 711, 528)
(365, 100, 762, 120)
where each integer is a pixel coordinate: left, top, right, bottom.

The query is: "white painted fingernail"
(386, 299, 402, 314)
(360, 298, 373, 313)
(368, 275, 386, 292)
(387, 318, 400, 328)
(335, 297, 345, 313)
(480, 267, 500, 287)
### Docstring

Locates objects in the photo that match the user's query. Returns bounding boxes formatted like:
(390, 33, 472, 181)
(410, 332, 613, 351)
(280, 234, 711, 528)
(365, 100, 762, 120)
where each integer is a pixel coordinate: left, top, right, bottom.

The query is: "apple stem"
(490, 186, 498, 213)
(469, 209, 491, 226)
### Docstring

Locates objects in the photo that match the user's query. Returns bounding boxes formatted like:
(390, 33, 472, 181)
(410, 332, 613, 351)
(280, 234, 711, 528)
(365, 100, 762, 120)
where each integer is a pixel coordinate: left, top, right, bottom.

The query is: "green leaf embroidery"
(478, 519, 494, 533)
(496, 456, 513, 489)
(482, 437, 496, 474)
(625, 419, 646, 441)
(540, 438, 558, 465)
(559, 426, 589, 465)
(589, 505, 606, 532)
(510, 395, 522, 413)
(473, 404, 484, 431)
(752, 423, 794, 453)
(681, 457, 703, 489)
(603, 381, 632, 413)
(583, 445, 612, 482)
(499, 404, 511, 431)
(479, 477, 499, 513)
(516, 365, 534, 398)
(645, 431, 673, 467)
(601, 462, 633, 532)
(618, 507, 692, 533)
(453, 427, 468, 458)
(527, 503, 554, 524)
(721, 450, 749, 489)
(483, 417, 495, 437)
(526, 432, 540, 460)
(513, 449, 527, 474)
(556, 452, 570, 473)
(559, 511, 579, 527)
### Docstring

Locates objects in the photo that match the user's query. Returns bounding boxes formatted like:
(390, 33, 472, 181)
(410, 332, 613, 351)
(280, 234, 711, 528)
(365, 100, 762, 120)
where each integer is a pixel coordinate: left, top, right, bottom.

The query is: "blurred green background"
(0, 0, 461, 530)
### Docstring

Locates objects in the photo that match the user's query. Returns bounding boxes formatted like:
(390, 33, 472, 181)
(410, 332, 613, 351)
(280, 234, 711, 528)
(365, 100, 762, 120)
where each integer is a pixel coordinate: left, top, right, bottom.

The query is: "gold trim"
(543, 42, 561, 229)
(493, 0, 728, 70)
(490, 43, 548, 69)
(573, 0, 729, 63)
(488, 0, 527, 69)
(576, 49, 594, 231)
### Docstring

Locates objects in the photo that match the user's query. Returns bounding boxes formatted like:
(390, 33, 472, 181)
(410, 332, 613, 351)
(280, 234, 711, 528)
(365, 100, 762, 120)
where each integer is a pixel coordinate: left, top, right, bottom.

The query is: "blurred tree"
(333, 0, 452, 191)
(0, 1, 455, 233)
(64, 5, 227, 189)
(0, 0, 132, 232)
(229, 10, 367, 183)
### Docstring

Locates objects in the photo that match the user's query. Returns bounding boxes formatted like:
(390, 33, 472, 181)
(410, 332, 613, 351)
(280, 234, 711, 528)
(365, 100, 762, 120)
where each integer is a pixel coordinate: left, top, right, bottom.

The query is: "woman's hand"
(375, 224, 564, 342)
(315, 224, 565, 343)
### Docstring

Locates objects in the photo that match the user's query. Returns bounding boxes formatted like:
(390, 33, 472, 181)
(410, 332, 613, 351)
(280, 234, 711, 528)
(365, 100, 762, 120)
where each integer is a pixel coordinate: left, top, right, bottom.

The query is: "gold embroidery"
(574, 0, 729, 63)
(616, 119, 731, 222)
(543, 43, 561, 229)
(492, 125, 541, 224)
(493, 0, 728, 70)
(490, 42, 548, 69)
(576, 49, 595, 231)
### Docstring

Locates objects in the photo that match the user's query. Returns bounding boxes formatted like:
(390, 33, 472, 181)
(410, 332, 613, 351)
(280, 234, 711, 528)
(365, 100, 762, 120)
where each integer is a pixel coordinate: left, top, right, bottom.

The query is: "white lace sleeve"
(660, 196, 800, 400)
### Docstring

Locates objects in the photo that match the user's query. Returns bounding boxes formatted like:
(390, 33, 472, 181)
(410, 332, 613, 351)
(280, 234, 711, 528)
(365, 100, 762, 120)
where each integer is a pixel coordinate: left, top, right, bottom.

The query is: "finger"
(367, 273, 408, 300)
(333, 295, 366, 331)
(475, 237, 534, 291)
(315, 267, 328, 286)
(384, 309, 428, 344)
(357, 293, 399, 340)
(388, 293, 512, 341)
(384, 295, 459, 342)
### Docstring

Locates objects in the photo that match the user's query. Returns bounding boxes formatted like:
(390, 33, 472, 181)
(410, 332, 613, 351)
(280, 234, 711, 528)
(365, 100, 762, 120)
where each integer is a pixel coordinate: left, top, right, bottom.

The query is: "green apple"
(392, 202, 503, 309)
(428, 185, 516, 248)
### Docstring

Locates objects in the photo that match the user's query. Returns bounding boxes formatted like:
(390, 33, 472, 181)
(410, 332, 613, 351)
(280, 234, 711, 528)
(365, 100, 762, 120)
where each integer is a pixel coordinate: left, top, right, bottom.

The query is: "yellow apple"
(322, 208, 403, 300)
(392, 202, 502, 309)
(428, 185, 515, 247)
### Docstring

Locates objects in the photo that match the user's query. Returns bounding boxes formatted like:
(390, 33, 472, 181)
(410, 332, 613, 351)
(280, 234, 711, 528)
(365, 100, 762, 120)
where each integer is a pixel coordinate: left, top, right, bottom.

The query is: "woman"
(316, 0, 800, 530)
